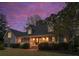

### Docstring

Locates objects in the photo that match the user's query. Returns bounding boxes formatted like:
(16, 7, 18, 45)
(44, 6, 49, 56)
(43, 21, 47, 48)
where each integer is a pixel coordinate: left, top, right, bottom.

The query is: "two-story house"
(4, 22, 68, 48)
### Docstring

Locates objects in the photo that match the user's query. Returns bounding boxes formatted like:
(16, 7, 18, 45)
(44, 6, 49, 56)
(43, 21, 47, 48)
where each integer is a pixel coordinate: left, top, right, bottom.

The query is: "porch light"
(42, 37, 45, 40)
(33, 38, 35, 41)
(36, 38, 38, 42)
(46, 37, 49, 41)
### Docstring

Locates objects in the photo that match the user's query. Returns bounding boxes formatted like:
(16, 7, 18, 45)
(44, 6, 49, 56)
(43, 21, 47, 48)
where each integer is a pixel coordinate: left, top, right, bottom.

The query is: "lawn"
(0, 48, 76, 56)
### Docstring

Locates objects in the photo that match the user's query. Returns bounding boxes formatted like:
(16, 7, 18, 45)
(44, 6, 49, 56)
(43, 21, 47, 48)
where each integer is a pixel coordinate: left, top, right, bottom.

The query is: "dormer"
(27, 25, 32, 35)
(48, 25, 54, 32)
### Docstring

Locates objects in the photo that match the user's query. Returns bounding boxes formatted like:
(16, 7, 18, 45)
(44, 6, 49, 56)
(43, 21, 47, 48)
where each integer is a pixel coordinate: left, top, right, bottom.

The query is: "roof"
(28, 24, 49, 35)
(10, 29, 27, 36)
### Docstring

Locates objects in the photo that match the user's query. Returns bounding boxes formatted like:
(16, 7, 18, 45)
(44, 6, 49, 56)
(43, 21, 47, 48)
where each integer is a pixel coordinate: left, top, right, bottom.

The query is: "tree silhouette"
(0, 13, 7, 42)
(27, 15, 42, 26)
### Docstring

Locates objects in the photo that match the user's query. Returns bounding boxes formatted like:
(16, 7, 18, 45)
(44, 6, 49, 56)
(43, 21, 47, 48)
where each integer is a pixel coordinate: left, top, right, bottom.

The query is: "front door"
(30, 38, 39, 49)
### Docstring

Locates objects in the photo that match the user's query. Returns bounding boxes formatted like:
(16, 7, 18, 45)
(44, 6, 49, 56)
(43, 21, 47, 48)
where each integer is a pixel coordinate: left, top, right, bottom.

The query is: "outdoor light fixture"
(42, 37, 45, 41)
(33, 38, 35, 41)
(46, 37, 49, 41)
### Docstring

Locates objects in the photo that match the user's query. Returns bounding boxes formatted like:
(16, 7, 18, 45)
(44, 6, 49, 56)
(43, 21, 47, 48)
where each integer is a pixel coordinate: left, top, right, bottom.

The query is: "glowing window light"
(52, 37, 55, 39)
(36, 38, 38, 42)
(8, 32, 12, 38)
(42, 37, 45, 41)
(18, 39, 21, 43)
(52, 37, 55, 42)
(33, 38, 35, 41)
(28, 29, 32, 34)
(64, 37, 67, 43)
(46, 37, 49, 41)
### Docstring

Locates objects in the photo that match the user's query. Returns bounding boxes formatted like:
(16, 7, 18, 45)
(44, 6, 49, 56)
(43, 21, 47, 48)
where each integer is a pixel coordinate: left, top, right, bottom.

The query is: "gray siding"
(4, 31, 16, 44)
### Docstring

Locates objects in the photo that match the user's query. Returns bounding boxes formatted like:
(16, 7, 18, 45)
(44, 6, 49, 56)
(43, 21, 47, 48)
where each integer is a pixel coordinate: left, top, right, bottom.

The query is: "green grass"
(0, 48, 75, 56)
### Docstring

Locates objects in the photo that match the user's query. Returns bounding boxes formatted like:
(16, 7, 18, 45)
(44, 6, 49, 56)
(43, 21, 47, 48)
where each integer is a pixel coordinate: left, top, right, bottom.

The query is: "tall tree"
(27, 15, 42, 26)
(45, 14, 57, 33)
(0, 13, 7, 42)
(46, 2, 79, 44)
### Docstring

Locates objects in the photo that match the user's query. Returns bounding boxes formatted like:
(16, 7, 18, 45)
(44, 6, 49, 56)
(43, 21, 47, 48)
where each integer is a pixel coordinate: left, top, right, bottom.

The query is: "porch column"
(49, 36, 52, 43)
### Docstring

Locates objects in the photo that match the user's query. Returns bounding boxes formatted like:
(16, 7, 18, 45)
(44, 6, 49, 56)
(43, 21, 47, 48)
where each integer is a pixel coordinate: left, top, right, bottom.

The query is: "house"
(27, 22, 70, 48)
(26, 24, 56, 48)
(4, 23, 68, 48)
(4, 29, 28, 46)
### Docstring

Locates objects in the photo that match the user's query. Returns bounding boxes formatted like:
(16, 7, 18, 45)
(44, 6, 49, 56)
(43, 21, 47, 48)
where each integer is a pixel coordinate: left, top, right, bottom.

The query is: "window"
(28, 29, 32, 34)
(36, 38, 38, 42)
(8, 32, 12, 38)
(48, 25, 54, 32)
(64, 37, 67, 43)
(18, 39, 21, 43)
(46, 37, 49, 42)
(42, 37, 49, 42)
(52, 37, 55, 43)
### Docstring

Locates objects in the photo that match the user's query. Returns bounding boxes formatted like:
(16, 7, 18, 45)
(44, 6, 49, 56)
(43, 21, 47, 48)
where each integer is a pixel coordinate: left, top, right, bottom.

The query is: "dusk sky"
(0, 2, 66, 32)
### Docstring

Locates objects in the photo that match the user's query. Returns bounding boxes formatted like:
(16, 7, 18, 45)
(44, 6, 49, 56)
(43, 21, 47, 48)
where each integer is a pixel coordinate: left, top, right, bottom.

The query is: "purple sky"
(0, 2, 66, 32)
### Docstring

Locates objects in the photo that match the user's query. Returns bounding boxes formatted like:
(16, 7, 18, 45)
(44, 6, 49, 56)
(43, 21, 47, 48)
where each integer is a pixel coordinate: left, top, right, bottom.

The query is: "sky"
(0, 2, 66, 32)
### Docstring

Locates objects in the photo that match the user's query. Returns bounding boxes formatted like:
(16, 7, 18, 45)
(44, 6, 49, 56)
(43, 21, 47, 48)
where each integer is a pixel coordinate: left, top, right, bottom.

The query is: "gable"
(10, 29, 27, 36)
(4, 30, 14, 39)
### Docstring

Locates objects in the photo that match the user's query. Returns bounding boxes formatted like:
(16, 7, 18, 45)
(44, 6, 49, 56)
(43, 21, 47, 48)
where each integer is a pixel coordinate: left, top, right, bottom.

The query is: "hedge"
(20, 43, 30, 49)
(0, 41, 4, 50)
(38, 42, 69, 50)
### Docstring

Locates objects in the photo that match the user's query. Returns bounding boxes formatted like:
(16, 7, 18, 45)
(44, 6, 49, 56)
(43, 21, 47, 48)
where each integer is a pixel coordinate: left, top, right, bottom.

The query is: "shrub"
(20, 43, 30, 49)
(49, 43, 58, 50)
(0, 41, 4, 50)
(38, 42, 51, 50)
(38, 42, 69, 50)
(4, 43, 8, 47)
(10, 43, 20, 48)
(38, 42, 59, 50)
(56, 43, 69, 50)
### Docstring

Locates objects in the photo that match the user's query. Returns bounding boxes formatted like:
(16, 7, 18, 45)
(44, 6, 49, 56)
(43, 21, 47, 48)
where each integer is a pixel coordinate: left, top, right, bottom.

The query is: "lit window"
(18, 39, 21, 43)
(52, 37, 55, 42)
(64, 37, 67, 43)
(48, 25, 53, 32)
(28, 29, 32, 34)
(36, 38, 38, 42)
(8, 32, 12, 38)
(46, 37, 49, 41)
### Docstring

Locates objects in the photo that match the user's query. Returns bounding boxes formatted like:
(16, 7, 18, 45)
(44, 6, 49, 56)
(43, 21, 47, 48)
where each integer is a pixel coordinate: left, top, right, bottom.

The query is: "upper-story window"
(8, 32, 12, 38)
(48, 25, 54, 32)
(28, 28, 32, 34)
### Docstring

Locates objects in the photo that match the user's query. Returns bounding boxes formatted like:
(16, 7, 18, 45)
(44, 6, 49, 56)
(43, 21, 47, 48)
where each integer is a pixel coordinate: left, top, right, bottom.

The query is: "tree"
(27, 15, 42, 26)
(25, 15, 43, 33)
(45, 3, 79, 51)
(46, 3, 79, 43)
(45, 14, 57, 33)
(0, 13, 7, 42)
